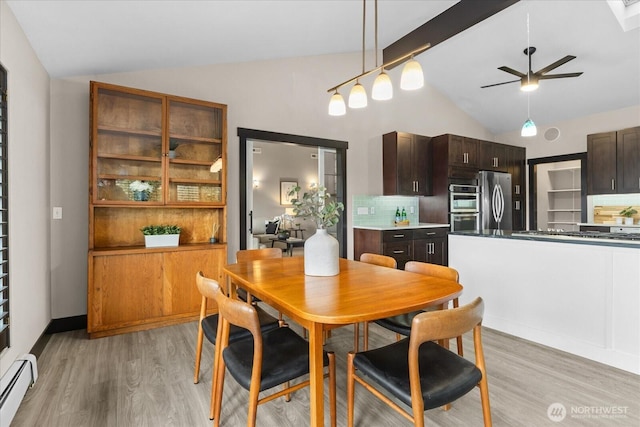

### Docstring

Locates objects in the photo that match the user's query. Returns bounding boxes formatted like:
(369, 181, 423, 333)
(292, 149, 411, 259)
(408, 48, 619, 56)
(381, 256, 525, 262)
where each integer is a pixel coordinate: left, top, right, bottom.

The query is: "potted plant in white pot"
(288, 184, 344, 276)
(620, 206, 637, 225)
(141, 224, 181, 248)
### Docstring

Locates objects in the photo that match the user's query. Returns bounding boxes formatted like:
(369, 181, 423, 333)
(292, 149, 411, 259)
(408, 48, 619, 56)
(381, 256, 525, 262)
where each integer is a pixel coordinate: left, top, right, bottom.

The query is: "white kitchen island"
(449, 233, 640, 374)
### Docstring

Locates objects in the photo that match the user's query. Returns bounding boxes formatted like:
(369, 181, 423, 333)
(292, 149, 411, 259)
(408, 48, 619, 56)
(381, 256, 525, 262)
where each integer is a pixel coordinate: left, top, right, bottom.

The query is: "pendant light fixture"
(328, 90, 346, 116)
(400, 55, 424, 90)
(349, 0, 368, 109)
(521, 13, 537, 137)
(327, 0, 430, 115)
(371, 0, 392, 101)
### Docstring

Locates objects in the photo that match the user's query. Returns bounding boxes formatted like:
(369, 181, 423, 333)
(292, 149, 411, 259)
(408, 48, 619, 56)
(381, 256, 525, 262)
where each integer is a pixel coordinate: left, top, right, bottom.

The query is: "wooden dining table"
(223, 256, 463, 427)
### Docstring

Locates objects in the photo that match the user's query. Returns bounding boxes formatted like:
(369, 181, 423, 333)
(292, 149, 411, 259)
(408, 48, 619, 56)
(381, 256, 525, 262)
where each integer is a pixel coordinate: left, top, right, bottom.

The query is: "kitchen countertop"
(353, 222, 449, 231)
(450, 229, 640, 248)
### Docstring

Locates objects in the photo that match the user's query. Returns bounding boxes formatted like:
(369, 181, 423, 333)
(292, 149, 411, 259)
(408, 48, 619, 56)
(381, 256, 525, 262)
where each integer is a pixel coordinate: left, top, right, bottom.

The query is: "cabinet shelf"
(98, 174, 160, 182)
(169, 158, 216, 166)
(170, 134, 222, 144)
(97, 153, 162, 163)
(98, 124, 161, 137)
(548, 167, 581, 173)
(169, 177, 222, 185)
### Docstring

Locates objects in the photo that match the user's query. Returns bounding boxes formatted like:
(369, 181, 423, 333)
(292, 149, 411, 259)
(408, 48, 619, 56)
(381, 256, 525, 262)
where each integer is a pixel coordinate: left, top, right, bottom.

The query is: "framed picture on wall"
(280, 180, 298, 206)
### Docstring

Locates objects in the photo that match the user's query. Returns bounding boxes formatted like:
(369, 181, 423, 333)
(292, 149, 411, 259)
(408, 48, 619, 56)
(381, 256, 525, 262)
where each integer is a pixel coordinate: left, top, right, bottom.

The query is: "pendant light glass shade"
(372, 71, 393, 100)
(328, 91, 346, 116)
(521, 118, 537, 137)
(400, 57, 424, 90)
(348, 81, 368, 108)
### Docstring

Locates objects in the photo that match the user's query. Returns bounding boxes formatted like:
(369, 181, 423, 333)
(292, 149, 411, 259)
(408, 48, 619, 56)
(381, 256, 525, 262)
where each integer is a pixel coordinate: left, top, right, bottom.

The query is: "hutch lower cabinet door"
(88, 245, 224, 338)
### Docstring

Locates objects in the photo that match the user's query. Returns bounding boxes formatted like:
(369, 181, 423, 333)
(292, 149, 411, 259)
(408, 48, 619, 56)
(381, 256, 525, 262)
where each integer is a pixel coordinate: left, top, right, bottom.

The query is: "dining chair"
(365, 261, 463, 356)
(211, 274, 337, 427)
(357, 253, 397, 352)
(347, 297, 491, 427)
(193, 272, 279, 419)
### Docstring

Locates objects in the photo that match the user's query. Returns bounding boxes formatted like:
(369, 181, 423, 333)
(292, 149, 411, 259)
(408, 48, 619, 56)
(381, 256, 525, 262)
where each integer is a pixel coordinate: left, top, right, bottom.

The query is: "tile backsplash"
(352, 195, 419, 226)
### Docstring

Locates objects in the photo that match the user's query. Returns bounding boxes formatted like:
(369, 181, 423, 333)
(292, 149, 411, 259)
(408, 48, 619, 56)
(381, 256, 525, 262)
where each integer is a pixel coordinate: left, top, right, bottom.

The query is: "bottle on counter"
(395, 207, 401, 223)
(401, 207, 407, 221)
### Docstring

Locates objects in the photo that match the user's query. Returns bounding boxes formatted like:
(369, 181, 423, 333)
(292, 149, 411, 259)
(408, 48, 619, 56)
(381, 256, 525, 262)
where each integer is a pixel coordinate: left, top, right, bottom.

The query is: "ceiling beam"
(383, 0, 520, 68)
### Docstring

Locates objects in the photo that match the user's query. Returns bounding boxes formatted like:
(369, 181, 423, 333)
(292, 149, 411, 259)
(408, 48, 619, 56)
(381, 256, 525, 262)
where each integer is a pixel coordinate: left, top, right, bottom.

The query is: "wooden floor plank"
(12, 309, 640, 426)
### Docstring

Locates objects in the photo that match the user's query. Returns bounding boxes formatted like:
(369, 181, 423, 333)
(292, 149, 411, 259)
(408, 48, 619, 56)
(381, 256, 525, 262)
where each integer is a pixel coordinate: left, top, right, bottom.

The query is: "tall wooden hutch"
(87, 82, 227, 338)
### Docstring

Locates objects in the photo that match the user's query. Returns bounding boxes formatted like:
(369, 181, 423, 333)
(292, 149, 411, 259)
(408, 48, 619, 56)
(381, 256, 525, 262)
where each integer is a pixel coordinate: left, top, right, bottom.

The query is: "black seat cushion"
(374, 306, 440, 336)
(236, 287, 261, 303)
(201, 306, 279, 345)
(353, 339, 481, 410)
(223, 327, 330, 392)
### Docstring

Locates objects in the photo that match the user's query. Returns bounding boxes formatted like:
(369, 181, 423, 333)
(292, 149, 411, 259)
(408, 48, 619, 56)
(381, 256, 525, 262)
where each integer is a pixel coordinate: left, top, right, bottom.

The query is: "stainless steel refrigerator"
(479, 171, 512, 230)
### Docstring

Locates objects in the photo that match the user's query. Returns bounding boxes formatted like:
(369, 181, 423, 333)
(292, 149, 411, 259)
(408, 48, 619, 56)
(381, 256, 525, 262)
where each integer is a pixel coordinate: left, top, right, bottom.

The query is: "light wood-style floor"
(13, 308, 639, 427)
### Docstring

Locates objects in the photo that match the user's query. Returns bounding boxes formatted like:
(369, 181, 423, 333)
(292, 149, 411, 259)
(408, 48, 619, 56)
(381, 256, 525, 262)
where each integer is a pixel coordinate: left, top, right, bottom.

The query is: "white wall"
(49, 52, 492, 320)
(0, 1, 51, 378)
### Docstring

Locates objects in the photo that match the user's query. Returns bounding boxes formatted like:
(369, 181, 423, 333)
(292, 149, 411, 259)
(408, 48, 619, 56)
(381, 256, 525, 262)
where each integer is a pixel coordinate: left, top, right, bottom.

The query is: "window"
(0, 63, 8, 352)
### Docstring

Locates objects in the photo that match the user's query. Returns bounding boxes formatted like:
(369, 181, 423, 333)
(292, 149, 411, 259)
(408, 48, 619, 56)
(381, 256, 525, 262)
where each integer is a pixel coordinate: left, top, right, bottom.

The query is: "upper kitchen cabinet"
(441, 134, 478, 170)
(383, 131, 431, 196)
(479, 140, 509, 172)
(587, 126, 639, 195)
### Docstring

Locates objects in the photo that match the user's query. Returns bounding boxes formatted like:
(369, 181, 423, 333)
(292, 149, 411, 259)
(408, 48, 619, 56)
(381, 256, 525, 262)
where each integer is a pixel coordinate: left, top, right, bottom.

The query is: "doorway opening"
(238, 128, 348, 257)
(527, 153, 587, 231)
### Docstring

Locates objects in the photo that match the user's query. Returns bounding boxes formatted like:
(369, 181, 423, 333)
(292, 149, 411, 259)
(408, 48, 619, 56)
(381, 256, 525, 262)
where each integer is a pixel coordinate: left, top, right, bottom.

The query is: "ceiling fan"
(481, 47, 583, 91)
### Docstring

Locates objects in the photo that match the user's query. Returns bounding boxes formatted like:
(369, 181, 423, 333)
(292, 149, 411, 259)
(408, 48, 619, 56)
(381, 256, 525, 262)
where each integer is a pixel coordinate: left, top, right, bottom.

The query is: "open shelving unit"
(546, 166, 581, 231)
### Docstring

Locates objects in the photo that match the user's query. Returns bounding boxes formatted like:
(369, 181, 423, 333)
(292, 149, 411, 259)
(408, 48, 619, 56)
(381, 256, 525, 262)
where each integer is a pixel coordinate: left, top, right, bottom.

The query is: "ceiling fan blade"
(535, 55, 577, 75)
(498, 66, 526, 78)
(480, 79, 520, 89)
(538, 72, 583, 80)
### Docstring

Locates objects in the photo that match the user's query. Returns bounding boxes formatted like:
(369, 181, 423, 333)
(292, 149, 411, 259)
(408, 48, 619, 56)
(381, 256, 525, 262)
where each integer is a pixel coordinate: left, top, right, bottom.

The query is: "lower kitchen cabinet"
(412, 228, 448, 265)
(354, 227, 448, 269)
(88, 244, 225, 338)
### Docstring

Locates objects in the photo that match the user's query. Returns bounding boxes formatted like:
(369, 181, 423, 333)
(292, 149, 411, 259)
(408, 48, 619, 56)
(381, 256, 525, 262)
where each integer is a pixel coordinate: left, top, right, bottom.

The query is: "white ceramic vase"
(304, 228, 339, 276)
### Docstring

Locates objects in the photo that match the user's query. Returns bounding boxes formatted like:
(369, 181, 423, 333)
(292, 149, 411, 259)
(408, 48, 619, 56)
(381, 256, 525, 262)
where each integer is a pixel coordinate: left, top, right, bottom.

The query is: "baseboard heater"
(0, 354, 38, 427)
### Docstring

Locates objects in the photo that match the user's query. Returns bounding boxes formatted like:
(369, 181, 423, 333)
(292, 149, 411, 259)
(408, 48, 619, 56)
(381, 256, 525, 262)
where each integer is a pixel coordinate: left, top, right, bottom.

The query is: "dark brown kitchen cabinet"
(507, 145, 526, 230)
(353, 227, 449, 269)
(587, 127, 640, 194)
(617, 127, 640, 193)
(479, 141, 508, 172)
(383, 131, 431, 196)
(412, 228, 448, 266)
(445, 134, 478, 168)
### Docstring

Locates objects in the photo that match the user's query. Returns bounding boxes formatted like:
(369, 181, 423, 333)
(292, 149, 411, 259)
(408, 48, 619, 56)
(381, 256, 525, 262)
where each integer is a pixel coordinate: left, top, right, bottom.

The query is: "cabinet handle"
(495, 157, 499, 167)
(393, 234, 405, 238)
(463, 152, 468, 164)
(515, 184, 520, 195)
(415, 181, 419, 192)
(515, 200, 520, 210)
(611, 179, 615, 190)
(393, 250, 405, 254)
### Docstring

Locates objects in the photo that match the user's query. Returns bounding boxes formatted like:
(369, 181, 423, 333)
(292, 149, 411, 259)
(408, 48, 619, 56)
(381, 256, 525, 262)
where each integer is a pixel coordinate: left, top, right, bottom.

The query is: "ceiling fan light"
(521, 118, 537, 137)
(348, 82, 368, 108)
(372, 71, 393, 100)
(520, 76, 539, 92)
(328, 91, 346, 116)
(400, 58, 424, 90)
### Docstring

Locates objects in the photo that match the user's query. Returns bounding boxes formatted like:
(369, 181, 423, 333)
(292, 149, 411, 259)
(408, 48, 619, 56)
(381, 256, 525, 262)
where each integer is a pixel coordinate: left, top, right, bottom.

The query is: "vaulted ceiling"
(6, 0, 640, 134)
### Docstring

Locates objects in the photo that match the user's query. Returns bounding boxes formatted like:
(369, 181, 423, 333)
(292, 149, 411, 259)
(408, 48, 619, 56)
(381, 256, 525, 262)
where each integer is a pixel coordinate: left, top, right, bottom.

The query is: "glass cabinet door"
(166, 99, 224, 204)
(93, 88, 164, 204)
